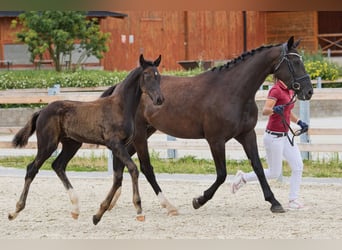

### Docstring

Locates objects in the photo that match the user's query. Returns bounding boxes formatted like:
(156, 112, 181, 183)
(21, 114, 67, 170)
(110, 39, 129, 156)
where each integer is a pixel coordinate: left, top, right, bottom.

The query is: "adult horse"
(102, 37, 313, 215)
(8, 54, 163, 225)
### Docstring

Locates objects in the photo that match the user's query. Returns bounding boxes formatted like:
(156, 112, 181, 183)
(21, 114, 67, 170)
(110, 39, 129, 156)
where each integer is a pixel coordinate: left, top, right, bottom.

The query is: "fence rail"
(1, 85, 342, 104)
(1, 127, 342, 153)
(1, 86, 342, 155)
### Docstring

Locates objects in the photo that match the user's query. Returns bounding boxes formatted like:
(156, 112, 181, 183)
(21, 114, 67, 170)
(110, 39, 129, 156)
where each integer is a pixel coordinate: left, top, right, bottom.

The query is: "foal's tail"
(12, 111, 41, 148)
(100, 85, 117, 98)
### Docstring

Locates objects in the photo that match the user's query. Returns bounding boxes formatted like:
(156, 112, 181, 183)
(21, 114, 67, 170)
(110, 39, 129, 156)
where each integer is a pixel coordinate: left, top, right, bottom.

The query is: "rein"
(278, 93, 307, 146)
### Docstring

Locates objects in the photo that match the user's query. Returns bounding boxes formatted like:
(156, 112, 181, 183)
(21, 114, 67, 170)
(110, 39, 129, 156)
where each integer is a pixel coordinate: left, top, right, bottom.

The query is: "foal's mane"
(211, 43, 282, 72)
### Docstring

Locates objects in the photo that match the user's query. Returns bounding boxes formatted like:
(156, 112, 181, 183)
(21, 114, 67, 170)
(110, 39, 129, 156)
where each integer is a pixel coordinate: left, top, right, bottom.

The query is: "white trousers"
(243, 132, 303, 201)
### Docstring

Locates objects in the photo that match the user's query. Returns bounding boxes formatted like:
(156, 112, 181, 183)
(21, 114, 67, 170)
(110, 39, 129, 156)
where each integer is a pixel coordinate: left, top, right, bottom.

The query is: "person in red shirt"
(231, 79, 308, 210)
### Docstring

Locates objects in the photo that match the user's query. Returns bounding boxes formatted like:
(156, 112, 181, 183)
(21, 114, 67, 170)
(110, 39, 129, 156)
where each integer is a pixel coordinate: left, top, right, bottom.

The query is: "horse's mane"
(210, 43, 282, 72)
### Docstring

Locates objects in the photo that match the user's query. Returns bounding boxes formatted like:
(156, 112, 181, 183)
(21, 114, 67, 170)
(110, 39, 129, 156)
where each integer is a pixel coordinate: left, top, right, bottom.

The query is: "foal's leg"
(192, 139, 227, 209)
(93, 142, 143, 225)
(51, 139, 82, 219)
(134, 125, 178, 215)
(235, 130, 285, 213)
(107, 153, 125, 211)
(8, 142, 57, 220)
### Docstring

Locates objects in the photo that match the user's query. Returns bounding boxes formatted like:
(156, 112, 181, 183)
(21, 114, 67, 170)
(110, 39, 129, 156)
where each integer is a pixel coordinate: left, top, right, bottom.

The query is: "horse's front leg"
(92, 164, 124, 225)
(236, 130, 285, 213)
(133, 123, 178, 216)
(92, 142, 144, 225)
(192, 139, 227, 209)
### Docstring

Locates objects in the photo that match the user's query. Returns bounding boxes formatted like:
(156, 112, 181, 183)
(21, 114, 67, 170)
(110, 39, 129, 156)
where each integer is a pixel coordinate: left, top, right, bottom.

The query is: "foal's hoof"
(270, 204, 286, 213)
(192, 197, 202, 209)
(92, 215, 101, 225)
(8, 213, 17, 221)
(136, 214, 145, 222)
(71, 212, 79, 220)
(167, 209, 179, 216)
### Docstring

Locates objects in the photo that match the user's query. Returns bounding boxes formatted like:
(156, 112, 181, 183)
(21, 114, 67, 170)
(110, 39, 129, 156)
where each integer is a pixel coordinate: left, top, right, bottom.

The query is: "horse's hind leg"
(235, 130, 285, 213)
(8, 142, 57, 220)
(51, 139, 82, 219)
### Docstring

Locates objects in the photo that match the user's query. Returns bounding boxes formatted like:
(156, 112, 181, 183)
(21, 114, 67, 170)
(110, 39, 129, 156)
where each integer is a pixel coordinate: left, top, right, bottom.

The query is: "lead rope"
(279, 93, 300, 146)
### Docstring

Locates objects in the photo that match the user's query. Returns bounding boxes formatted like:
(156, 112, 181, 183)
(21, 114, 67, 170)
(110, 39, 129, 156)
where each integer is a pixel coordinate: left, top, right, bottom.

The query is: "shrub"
(0, 70, 128, 90)
(303, 51, 341, 81)
(304, 60, 340, 80)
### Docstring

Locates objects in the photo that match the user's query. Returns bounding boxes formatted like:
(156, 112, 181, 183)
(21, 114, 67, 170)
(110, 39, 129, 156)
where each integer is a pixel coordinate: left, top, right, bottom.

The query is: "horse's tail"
(12, 111, 41, 148)
(100, 85, 117, 98)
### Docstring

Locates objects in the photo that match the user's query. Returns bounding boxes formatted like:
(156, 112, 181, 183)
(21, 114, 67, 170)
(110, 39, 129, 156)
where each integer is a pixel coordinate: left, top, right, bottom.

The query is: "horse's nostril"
(157, 97, 164, 105)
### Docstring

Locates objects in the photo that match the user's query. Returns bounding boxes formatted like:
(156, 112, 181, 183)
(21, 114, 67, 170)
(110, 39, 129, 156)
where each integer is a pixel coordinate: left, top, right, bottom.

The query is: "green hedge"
(0, 57, 341, 91)
(0, 70, 128, 90)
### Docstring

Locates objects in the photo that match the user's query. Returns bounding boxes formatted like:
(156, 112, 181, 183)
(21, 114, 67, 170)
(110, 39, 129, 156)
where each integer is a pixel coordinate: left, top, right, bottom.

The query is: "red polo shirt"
(266, 80, 295, 133)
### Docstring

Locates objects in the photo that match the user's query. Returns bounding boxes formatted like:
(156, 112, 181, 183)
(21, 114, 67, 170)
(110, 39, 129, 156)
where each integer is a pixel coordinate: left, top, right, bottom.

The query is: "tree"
(11, 11, 110, 72)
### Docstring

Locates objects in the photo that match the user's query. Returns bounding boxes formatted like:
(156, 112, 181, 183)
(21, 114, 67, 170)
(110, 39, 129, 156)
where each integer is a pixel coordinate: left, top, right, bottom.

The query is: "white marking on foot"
(67, 188, 80, 217)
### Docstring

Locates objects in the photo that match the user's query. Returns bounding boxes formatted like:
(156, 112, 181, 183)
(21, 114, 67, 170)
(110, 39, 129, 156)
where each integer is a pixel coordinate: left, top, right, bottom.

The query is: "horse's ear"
(287, 36, 294, 50)
(154, 55, 161, 67)
(139, 54, 145, 67)
(293, 39, 301, 48)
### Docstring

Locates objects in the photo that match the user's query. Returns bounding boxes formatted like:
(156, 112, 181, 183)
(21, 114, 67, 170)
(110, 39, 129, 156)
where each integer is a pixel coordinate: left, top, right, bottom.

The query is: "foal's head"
(139, 54, 164, 105)
(273, 36, 313, 100)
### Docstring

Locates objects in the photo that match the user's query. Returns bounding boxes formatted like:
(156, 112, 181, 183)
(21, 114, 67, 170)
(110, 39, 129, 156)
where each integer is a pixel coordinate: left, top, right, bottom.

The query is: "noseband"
(274, 44, 310, 91)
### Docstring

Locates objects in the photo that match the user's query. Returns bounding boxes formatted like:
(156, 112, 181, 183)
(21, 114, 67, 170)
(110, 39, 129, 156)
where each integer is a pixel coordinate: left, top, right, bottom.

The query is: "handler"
(231, 78, 308, 210)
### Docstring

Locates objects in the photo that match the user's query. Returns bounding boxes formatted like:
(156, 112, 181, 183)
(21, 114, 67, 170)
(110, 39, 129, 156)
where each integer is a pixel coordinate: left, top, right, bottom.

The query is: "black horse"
(102, 36, 313, 215)
(8, 54, 163, 224)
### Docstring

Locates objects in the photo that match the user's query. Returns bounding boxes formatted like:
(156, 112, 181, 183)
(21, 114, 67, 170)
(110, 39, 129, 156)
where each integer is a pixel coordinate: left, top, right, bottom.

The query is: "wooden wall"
(0, 17, 17, 59)
(265, 11, 318, 52)
(1, 11, 322, 71)
(101, 11, 267, 71)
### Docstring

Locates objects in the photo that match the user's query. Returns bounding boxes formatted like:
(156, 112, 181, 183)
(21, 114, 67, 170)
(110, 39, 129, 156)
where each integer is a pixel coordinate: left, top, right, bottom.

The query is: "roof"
(0, 11, 127, 18)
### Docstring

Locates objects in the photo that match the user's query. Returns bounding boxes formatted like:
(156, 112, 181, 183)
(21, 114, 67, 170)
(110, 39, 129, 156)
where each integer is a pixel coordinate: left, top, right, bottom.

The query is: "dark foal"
(102, 37, 313, 215)
(8, 54, 164, 224)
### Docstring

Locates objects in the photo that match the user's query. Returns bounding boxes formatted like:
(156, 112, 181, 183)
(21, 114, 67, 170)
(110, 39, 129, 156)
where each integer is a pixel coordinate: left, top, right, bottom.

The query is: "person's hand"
(272, 105, 284, 114)
(297, 120, 309, 133)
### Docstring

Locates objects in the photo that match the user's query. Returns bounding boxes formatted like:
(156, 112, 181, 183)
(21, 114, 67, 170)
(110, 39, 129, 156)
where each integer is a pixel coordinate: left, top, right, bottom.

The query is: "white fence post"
(167, 135, 177, 158)
(316, 76, 322, 89)
(107, 150, 113, 174)
(299, 100, 311, 160)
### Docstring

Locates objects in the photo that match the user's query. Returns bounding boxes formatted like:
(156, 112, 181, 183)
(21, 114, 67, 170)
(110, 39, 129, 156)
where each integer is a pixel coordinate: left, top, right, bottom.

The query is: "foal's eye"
(143, 72, 152, 80)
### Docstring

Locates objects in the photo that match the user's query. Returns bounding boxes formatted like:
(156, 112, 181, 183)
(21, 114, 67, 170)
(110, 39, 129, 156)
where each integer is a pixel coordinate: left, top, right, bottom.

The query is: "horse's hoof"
(167, 209, 179, 216)
(192, 198, 201, 209)
(136, 214, 145, 222)
(271, 204, 286, 213)
(71, 212, 79, 220)
(92, 215, 100, 225)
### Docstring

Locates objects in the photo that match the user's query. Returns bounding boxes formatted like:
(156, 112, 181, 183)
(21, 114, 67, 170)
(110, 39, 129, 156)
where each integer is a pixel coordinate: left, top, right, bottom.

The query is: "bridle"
(273, 44, 310, 145)
(273, 43, 311, 93)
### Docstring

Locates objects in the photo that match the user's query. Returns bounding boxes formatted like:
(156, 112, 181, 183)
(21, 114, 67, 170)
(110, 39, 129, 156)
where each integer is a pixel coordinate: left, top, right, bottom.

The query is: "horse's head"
(139, 54, 164, 105)
(273, 36, 313, 100)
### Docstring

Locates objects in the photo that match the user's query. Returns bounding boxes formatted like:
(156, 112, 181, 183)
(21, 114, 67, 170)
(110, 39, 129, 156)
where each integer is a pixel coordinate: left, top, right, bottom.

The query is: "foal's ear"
(154, 55, 162, 67)
(287, 36, 294, 50)
(139, 54, 145, 67)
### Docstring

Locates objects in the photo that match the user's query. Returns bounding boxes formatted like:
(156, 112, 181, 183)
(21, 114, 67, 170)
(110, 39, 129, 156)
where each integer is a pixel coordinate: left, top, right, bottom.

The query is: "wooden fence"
(0, 127, 342, 155)
(1, 85, 342, 155)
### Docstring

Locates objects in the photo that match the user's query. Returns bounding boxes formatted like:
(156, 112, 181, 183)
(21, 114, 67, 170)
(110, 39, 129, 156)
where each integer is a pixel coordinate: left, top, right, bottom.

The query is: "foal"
(8, 54, 163, 224)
